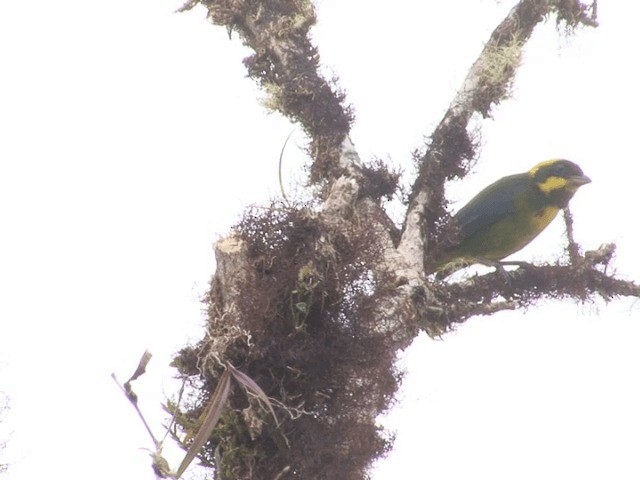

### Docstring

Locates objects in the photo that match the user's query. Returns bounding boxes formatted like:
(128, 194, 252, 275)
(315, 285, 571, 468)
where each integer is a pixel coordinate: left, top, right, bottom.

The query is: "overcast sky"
(1, 1, 639, 479)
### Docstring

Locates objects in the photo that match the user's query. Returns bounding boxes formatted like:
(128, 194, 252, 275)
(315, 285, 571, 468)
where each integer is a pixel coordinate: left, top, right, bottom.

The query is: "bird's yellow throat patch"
(531, 205, 560, 230)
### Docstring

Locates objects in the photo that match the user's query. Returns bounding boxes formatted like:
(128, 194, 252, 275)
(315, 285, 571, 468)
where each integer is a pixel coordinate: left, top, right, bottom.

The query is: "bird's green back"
(438, 173, 560, 265)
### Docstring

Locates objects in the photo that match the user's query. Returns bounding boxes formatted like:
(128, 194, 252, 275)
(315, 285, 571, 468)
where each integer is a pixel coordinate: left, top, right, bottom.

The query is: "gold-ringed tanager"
(435, 159, 591, 276)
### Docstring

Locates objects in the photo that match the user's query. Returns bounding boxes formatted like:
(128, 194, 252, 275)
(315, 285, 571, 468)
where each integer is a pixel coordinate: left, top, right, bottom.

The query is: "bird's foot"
(497, 260, 534, 270)
(475, 258, 532, 284)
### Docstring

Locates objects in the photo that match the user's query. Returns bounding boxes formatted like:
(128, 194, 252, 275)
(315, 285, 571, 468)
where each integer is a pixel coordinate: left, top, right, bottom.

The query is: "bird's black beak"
(569, 174, 591, 186)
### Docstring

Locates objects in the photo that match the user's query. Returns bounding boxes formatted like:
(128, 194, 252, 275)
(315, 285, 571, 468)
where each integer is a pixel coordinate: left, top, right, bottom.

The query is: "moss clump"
(172, 204, 400, 479)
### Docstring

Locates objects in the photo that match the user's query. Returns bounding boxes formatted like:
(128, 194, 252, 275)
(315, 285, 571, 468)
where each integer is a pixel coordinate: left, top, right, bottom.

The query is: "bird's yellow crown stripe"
(528, 159, 560, 177)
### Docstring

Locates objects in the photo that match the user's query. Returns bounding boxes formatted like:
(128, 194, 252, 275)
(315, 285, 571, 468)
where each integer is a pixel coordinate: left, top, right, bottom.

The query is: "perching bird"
(435, 159, 591, 277)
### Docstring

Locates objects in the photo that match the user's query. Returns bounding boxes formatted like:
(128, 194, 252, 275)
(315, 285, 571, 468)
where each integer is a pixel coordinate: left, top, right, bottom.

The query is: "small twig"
(111, 374, 163, 452)
(113, 352, 178, 478)
(563, 207, 581, 264)
(112, 351, 160, 449)
(278, 129, 296, 205)
(176, 0, 199, 13)
(161, 376, 188, 445)
(111, 374, 158, 444)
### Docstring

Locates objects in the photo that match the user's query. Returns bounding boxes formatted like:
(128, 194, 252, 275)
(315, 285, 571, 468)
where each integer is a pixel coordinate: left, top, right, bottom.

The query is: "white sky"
(1, 1, 639, 479)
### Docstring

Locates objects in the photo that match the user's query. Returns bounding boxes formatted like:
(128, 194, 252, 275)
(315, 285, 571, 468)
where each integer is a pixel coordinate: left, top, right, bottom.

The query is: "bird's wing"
(454, 174, 530, 239)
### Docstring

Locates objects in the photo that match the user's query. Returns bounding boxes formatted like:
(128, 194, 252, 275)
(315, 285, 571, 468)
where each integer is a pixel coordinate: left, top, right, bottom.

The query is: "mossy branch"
(430, 243, 637, 328)
(179, 0, 353, 183)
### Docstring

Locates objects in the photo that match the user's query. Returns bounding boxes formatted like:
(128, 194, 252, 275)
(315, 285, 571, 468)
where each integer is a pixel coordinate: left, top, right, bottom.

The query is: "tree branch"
(180, 0, 353, 183)
(431, 244, 638, 327)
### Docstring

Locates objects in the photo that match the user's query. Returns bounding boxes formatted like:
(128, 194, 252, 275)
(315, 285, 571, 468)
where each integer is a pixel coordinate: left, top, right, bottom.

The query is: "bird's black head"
(528, 159, 591, 207)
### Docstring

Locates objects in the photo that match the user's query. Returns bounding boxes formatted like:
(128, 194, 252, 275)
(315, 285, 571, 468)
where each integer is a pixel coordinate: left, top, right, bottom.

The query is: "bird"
(434, 159, 591, 277)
